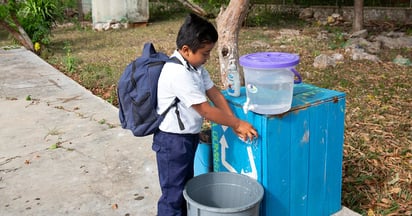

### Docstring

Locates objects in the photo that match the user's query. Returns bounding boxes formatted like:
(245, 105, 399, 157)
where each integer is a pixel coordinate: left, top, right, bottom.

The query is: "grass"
(1, 11, 411, 216)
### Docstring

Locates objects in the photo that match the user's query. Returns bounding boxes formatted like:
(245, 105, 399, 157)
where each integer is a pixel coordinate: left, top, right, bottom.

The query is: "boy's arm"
(205, 86, 234, 117)
(192, 86, 258, 140)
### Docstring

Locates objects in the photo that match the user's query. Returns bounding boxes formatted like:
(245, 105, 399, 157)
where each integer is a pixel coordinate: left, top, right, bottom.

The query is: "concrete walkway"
(0, 48, 158, 215)
(0, 48, 360, 216)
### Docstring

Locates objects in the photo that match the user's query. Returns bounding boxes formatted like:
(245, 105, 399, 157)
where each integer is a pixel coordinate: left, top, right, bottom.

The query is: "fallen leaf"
(376, 202, 391, 208)
(380, 198, 391, 204)
(49, 143, 58, 150)
(389, 187, 401, 194)
(388, 173, 399, 185)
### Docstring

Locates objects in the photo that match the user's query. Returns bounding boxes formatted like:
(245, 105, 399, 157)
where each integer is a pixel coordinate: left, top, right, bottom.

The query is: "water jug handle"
(291, 68, 302, 84)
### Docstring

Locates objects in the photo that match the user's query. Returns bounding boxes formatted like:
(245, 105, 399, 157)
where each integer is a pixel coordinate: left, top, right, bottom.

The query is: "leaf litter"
(44, 17, 411, 215)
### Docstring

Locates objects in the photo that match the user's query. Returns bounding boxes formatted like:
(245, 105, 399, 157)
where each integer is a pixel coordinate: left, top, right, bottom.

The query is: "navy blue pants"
(152, 130, 199, 216)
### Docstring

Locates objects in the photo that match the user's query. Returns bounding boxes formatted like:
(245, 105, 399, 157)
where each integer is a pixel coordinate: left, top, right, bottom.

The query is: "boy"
(153, 13, 258, 216)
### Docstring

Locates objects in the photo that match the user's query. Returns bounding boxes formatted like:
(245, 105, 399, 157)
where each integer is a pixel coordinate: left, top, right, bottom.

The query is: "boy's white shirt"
(157, 50, 214, 134)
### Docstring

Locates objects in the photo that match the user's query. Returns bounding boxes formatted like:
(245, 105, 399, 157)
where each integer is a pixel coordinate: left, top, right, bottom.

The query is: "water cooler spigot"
(243, 98, 256, 114)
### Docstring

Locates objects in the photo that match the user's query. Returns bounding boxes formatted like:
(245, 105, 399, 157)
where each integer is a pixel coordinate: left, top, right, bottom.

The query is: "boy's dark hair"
(176, 13, 218, 53)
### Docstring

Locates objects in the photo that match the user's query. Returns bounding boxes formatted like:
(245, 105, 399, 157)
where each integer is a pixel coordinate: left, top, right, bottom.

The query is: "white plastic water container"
(239, 52, 302, 115)
(226, 62, 241, 97)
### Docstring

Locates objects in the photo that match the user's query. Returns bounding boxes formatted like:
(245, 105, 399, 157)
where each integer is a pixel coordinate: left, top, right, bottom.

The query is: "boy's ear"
(180, 45, 192, 58)
(181, 45, 190, 52)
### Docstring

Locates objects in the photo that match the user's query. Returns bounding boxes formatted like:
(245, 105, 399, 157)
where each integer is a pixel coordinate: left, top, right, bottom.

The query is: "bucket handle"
(291, 68, 302, 84)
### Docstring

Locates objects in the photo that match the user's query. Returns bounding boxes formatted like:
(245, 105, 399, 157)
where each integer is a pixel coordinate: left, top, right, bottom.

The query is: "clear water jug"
(239, 52, 302, 115)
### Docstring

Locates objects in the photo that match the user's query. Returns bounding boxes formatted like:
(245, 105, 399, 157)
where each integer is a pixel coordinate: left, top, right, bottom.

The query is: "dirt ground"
(1, 15, 411, 215)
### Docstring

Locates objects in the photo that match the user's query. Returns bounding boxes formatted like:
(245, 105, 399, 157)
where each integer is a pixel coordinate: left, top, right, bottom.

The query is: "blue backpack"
(117, 42, 184, 136)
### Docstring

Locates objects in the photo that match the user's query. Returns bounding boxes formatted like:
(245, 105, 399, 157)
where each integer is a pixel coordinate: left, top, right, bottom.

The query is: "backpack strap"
(161, 57, 185, 131)
(169, 56, 181, 65)
(160, 98, 185, 131)
(142, 42, 156, 57)
(173, 98, 185, 130)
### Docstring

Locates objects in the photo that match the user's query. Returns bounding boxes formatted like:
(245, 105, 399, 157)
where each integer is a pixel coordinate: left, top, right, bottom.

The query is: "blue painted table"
(212, 83, 346, 216)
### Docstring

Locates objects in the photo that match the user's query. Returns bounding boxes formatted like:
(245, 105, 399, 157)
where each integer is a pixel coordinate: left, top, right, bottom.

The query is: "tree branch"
(175, 0, 208, 17)
(0, 2, 34, 51)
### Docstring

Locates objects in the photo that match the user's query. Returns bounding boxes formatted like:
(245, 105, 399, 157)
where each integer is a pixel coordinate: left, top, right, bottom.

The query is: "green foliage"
(325, 27, 347, 50)
(18, 0, 61, 45)
(0, 2, 10, 20)
(0, 0, 63, 46)
(406, 28, 412, 36)
(203, 0, 230, 8)
(149, 1, 189, 22)
(328, 32, 346, 50)
(192, 0, 230, 14)
(0, 0, 21, 24)
(83, 11, 92, 21)
(63, 41, 77, 73)
(20, 0, 58, 23)
(283, 0, 410, 7)
(59, 0, 77, 8)
(244, 6, 303, 28)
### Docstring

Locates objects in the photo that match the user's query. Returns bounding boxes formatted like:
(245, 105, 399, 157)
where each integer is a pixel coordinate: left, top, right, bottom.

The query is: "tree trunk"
(0, 16, 34, 51)
(216, 0, 249, 88)
(353, 0, 364, 32)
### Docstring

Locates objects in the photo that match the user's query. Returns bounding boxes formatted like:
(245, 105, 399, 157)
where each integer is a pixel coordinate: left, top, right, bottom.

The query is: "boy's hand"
(233, 120, 258, 142)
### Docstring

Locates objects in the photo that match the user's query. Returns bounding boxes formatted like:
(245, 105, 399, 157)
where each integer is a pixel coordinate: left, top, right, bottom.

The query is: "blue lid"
(239, 52, 300, 69)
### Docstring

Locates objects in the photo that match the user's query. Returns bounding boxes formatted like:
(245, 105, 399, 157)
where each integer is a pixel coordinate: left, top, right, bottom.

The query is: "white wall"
(91, 0, 149, 25)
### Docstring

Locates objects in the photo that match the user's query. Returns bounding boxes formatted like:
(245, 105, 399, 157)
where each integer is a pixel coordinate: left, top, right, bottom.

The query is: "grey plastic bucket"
(183, 172, 264, 216)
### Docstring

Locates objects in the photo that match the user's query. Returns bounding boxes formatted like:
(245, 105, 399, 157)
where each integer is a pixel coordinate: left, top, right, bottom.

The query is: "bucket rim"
(240, 52, 300, 69)
(183, 172, 264, 213)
